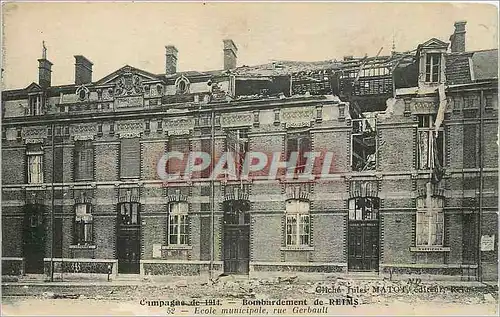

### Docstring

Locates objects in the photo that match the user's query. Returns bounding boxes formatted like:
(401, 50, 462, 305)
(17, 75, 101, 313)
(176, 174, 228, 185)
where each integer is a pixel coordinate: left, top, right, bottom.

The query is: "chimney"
(74, 55, 93, 85)
(38, 41, 52, 89)
(450, 21, 467, 53)
(223, 39, 238, 70)
(165, 45, 178, 75)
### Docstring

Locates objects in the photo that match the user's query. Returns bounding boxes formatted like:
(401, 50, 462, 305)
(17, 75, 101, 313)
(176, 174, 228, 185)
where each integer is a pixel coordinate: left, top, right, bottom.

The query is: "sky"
(1, 2, 498, 90)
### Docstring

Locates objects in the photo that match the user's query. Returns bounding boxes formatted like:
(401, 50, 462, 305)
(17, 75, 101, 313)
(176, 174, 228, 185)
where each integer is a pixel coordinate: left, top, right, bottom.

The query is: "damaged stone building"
(2, 21, 498, 281)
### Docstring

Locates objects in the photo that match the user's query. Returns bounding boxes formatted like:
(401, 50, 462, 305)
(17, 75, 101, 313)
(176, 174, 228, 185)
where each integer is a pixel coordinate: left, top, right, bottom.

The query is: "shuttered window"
(120, 138, 140, 178)
(74, 141, 94, 181)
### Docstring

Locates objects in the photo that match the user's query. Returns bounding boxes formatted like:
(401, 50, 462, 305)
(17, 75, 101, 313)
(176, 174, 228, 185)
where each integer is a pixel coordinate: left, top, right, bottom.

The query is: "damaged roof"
(471, 49, 498, 80)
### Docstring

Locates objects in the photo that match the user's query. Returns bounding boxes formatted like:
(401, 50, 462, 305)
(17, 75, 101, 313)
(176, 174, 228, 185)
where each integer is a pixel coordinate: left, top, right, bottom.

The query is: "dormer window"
(175, 76, 190, 94)
(28, 94, 43, 116)
(425, 53, 441, 83)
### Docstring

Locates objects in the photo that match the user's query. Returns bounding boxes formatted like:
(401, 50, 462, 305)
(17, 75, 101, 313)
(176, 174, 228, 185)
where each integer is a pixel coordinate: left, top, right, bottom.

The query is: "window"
(351, 118, 377, 171)
(118, 202, 140, 225)
(285, 199, 310, 246)
(417, 114, 444, 170)
(425, 53, 441, 83)
(120, 138, 140, 178)
(167, 136, 189, 177)
(74, 141, 94, 181)
(226, 129, 248, 179)
(27, 144, 43, 184)
(348, 197, 379, 220)
(286, 132, 311, 175)
(416, 195, 444, 246)
(74, 204, 93, 245)
(168, 202, 189, 245)
(28, 94, 43, 116)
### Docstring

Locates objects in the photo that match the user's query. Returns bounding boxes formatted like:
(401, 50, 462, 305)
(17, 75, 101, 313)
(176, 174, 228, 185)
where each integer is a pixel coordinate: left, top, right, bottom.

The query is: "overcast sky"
(2, 2, 498, 90)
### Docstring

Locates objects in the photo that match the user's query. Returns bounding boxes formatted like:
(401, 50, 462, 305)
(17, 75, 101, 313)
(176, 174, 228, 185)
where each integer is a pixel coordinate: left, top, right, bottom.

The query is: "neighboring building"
(1, 22, 498, 280)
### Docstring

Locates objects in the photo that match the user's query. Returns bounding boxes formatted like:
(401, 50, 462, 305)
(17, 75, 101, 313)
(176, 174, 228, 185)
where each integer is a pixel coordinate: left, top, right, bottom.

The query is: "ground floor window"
(416, 195, 444, 246)
(74, 204, 93, 245)
(168, 202, 189, 245)
(285, 199, 310, 246)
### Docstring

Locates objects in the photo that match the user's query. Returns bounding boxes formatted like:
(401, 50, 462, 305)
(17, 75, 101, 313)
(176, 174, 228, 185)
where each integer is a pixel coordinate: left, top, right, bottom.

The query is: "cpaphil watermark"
(156, 150, 338, 183)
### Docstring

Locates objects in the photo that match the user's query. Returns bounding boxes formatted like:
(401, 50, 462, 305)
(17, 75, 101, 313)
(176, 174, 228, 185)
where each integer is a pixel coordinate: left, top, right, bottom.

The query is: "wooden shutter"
(120, 138, 140, 178)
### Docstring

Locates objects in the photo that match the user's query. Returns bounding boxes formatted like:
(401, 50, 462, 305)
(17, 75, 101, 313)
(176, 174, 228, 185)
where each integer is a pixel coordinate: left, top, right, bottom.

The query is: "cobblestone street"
(2, 275, 498, 316)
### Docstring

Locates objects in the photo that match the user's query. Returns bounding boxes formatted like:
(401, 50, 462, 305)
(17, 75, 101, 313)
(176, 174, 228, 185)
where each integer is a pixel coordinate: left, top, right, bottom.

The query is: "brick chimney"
(74, 55, 93, 85)
(450, 21, 467, 53)
(165, 45, 178, 75)
(38, 41, 52, 88)
(223, 39, 238, 70)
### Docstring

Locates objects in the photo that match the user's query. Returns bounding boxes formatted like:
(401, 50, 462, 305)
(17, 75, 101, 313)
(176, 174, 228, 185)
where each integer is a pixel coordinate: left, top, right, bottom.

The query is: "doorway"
(223, 199, 250, 274)
(348, 197, 380, 272)
(117, 202, 141, 274)
(23, 204, 46, 274)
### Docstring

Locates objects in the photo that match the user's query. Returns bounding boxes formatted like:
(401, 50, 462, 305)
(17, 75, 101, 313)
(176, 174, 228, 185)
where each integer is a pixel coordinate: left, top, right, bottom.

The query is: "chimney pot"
(223, 39, 238, 70)
(450, 20, 467, 53)
(165, 45, 178, 75)
(74, 55, 93, 85)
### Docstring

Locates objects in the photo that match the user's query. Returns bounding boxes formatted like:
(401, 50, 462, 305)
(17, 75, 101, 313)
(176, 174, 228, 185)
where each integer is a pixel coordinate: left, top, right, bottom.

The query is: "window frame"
(415, 195, 445, 247)
(286, 131, 311, 175)
(167, 202, 189, 246)
(226, 128, 249, 179)
(417, 114, 444, 170)
(348, 197, 380, 221)
(73, 203, 93, 245)
(285, 199, 311, 246)
(118, 202, 140, 226)
(27, 146, 44, 184)
(425, 53, 441, 83)
(74, 141, 94, 181)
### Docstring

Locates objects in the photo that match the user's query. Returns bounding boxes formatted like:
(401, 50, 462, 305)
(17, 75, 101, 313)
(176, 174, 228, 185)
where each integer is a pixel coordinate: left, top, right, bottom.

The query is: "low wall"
(141, 260, 224, 276)
(1, 257, 24, 276)
(43, 258, 118, 277)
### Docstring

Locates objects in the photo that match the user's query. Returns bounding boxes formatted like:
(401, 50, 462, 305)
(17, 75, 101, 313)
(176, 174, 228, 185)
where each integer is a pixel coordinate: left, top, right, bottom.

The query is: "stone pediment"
(95, 65, 161, 97)
(419, 38, 449, 50)
(25, 82, 42, 93)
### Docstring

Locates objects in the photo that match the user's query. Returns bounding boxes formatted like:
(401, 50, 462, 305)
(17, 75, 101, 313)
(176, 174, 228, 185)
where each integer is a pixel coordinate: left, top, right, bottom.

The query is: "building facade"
(2, 22, 498, 280)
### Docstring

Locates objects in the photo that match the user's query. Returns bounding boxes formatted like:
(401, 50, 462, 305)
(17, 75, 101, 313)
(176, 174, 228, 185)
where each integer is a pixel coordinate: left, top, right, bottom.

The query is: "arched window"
(168, 202, 189, 245)
(285, 199, 310, 246)
(74, 204, 93, 245)
(416, 196, 444, 246)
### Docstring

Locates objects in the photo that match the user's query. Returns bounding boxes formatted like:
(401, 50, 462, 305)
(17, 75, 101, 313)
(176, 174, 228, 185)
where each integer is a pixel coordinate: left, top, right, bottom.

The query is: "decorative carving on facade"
(165, 117, 194, 135)
(118, 188, 140, 203)
(115, 96, 144, 108)
(282, 107, 314, 128)
(70, 123, 96, 141)
(117, 120, 143, 138)
(220, 112, 253, 128)
(21, 126, 47, 140)
(285, 183, 311, 200)
(410, 98, 438, 114)
(349, 180, 379, 198)
(114, 68, 143, 97)
(167, 189, 188, 203)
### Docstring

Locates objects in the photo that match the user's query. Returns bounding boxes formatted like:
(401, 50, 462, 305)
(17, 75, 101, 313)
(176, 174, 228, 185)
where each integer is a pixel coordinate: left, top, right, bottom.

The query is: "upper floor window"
(286, 131, 311, 175)
(425, 53, 441, 83)
(417, 114, 444, 170)
(226, 129, 249, 179)
(351, 118, 377, 171)
(74, 204, 93, 245)
(416, 195, 444, 246)
(74, 141, 94, 181)
(285, 199, 310, 246)
(167, 135, 189, 177)
(168, 202, 189, 245)
(120, 138, 140, 179)
(28, 94, 43, 116)
(27, 144, 43, 184)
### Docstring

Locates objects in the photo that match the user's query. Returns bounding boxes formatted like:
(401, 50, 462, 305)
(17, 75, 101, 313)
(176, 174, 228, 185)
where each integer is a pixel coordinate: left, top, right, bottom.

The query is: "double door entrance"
(223, 199, 250, 275)
(347, 197, 380, 272)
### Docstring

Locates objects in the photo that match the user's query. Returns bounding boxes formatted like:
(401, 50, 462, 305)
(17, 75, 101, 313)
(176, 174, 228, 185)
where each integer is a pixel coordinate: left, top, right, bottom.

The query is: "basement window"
(351, 118, 377, 171)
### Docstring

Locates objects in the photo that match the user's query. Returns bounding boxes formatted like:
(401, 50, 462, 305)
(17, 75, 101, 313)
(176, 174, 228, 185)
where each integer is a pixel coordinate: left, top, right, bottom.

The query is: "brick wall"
(251, 215, 282, 261)
(2, 148, 24, 184)
(310, 213, 345, 263)
(378, 124, 415, 172)
(381, 213, 414, 264)
(1, 215, 23, 257)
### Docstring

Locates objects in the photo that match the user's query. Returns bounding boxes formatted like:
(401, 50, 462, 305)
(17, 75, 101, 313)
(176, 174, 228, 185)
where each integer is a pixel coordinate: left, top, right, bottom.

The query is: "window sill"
(162, 245, 192, 250)
(280, 246, 315, 251)
(410, 246, 450, 252)
(69, 244, 97, 250)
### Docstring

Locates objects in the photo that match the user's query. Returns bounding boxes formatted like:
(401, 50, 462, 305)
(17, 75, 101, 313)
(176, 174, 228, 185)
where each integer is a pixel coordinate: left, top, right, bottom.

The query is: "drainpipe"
(478, 90, 484, 282)
(209, 104, 216, 280)
(50, 123, 55, 282)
